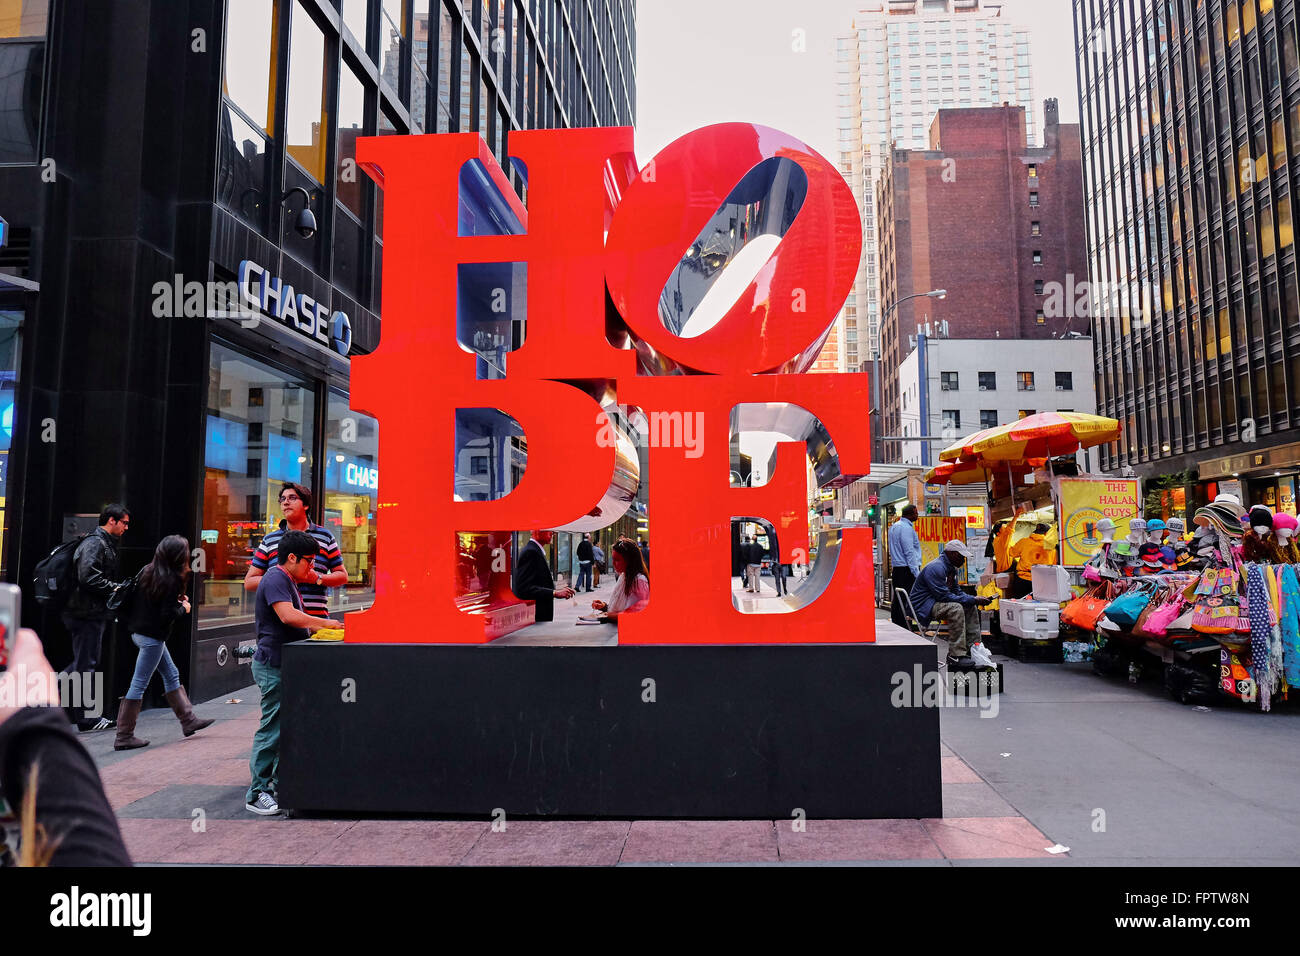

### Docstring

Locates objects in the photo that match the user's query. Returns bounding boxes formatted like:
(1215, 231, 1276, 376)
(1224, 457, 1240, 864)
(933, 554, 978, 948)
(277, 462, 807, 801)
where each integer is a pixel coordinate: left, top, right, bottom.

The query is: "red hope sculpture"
(349, 123, 875, 644)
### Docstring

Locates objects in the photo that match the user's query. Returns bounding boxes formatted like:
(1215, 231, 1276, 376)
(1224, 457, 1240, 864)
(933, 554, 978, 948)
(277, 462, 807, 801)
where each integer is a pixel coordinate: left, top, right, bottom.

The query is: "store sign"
(1057, 477, 1140, 567)
(344, 461, 378, 490)
(345, 123, 870, 645)
(238, 260, 352, 358)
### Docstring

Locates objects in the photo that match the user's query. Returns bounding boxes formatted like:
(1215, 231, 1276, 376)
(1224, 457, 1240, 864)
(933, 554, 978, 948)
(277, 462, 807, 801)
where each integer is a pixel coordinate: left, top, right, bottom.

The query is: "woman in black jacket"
(114, 535, 213, 750)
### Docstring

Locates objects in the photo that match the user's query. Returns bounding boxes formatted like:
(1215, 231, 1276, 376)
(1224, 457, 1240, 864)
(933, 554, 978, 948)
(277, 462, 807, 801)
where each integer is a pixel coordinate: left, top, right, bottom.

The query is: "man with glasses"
(62, 504, 131, 732)
(243, 483, 348, 621)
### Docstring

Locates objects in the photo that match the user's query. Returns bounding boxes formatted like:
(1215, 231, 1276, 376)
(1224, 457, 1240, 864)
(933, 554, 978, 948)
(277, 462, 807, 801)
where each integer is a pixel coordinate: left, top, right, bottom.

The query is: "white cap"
(944, 539, 972, 558)
(1215, 493, 1242, 506)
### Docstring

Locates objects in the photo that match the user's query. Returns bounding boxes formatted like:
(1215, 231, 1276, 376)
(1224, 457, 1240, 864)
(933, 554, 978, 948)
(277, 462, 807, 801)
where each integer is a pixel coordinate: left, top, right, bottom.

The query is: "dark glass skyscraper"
(1074, 1, 1300, 489)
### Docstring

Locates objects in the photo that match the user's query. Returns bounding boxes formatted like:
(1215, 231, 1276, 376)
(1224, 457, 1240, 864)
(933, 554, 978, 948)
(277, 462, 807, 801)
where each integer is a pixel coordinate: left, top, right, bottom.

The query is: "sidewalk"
(79, 606, 1062, 866)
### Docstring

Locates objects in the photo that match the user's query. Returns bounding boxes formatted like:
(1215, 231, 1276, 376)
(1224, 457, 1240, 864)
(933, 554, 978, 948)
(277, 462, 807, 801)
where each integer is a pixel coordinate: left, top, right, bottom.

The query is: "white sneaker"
(245, 792, 281, 815)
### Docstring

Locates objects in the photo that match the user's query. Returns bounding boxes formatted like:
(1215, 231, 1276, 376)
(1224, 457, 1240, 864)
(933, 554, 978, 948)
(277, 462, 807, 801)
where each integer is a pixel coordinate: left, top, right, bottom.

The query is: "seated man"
(909, 539, 993, 666)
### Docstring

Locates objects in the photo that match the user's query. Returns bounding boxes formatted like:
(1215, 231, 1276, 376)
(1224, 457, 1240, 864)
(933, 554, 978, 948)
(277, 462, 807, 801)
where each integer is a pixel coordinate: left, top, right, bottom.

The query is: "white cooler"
(1000, 599, 1060, 641)
(1030, 565, 1072, 603)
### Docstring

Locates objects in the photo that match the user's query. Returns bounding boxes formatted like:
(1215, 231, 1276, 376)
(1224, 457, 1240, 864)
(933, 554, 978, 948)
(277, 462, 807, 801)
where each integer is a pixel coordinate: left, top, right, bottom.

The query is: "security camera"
(294, 205, 317, 239)
(280, 186, 316, 240)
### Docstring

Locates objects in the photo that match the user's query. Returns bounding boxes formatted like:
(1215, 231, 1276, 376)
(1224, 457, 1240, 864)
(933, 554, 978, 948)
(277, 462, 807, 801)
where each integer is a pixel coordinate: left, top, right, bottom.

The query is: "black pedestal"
(278, 629, 942, 819)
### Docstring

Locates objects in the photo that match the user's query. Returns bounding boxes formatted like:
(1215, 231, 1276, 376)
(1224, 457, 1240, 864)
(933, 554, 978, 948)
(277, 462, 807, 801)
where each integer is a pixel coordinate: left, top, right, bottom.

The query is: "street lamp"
(881, 288, 946, 326)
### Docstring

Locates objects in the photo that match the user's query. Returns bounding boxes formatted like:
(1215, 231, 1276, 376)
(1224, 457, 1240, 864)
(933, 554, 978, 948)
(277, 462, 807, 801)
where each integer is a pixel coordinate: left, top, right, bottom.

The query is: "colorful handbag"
(1061, 582, 1112, 632)
(1191, 567, 1245, 635)
(1135, 587, 1186, 638)
(1104, 583, 1155, 631)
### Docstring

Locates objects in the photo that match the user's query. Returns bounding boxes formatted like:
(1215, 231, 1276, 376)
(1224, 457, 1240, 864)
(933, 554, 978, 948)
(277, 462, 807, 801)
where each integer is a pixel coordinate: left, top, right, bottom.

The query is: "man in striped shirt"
(243, 482, 347, 617)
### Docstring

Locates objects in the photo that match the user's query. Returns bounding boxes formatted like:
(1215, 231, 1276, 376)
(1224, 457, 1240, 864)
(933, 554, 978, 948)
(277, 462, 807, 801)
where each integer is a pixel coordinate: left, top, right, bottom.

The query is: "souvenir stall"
(1059, 496, 1300, 710)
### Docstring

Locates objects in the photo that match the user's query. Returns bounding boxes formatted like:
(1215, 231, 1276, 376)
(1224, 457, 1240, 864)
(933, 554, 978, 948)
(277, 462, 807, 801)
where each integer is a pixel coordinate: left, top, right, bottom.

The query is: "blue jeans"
(577, 561, 592, 591)
(247, 659, 282, 801)
(125, 633, 181, 700)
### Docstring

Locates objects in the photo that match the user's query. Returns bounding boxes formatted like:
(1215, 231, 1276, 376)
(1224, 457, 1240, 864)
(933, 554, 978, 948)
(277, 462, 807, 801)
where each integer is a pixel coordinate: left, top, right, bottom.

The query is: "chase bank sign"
(238, 260, 352, 358)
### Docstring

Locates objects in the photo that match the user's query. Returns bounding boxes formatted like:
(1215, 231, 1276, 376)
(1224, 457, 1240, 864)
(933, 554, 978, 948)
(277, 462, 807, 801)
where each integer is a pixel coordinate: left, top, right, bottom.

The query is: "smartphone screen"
(0, 584, 20, 673)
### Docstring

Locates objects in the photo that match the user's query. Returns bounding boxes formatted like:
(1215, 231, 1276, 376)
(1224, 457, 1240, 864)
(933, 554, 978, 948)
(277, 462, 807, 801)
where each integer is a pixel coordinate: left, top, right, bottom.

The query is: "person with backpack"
(59, 505, 131, 733)
(113, 535, 214, 750)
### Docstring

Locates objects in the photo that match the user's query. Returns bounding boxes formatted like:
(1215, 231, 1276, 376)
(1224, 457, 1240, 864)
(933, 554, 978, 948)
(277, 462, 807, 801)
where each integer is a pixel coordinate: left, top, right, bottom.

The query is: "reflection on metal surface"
(552, 402, 641, 532)
(729, 530, 847, 614)
(730, 402, 861, 490)
(658, 157, 808, 341)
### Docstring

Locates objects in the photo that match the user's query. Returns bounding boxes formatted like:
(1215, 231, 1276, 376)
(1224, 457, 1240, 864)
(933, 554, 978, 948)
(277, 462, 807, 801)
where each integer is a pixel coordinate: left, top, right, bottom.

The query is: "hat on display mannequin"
(1095, 517, 1116, 542)
(1249, 505, 1275, 534)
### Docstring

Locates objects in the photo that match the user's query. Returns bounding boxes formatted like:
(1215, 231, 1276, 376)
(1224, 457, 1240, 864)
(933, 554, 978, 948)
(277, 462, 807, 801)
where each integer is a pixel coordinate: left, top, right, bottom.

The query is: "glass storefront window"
(0, 310, 21, 577)
(200, 342, 316, 628)
(324, 392, 378, 615)
(286, 0, 328, 184)
(223, 0, 277, 135)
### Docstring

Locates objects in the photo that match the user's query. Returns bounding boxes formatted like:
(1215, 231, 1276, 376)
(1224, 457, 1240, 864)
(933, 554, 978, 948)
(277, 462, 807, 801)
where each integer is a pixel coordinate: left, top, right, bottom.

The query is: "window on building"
(324, 392, 379, 616)
(1018, 409, 1035, 418)
(1036, 310, 1046, 324)
(342, 0, 369, 48)
(201, 342, 317, 630)
(1032, 249, 1043, 264)
(978, 371, 996, 391)
(1031, 220, 1041, 236)
(1034, 279, 1045, 294)
(942, 410, 961, 432)
(1029, 191, 1039, 206)
(941, 371, 959, 391)
(1056, 371, 1073, 391)
(1027, 163, 1037, 179)
(980, 409, 998, 429)
(219, 0, 277, 230)
(286, 0, 329, 185)
(1017, 371, 1035, 391)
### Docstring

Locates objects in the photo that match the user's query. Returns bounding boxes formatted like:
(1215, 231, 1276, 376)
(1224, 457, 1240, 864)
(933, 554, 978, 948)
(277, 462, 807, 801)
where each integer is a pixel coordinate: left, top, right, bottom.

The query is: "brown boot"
(165, 686, 214, 737)
(113, 699, 150, 750)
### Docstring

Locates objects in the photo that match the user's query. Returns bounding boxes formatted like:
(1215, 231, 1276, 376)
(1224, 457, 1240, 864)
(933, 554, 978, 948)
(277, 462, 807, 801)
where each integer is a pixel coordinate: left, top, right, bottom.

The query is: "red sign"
(347, 124, 874, 644)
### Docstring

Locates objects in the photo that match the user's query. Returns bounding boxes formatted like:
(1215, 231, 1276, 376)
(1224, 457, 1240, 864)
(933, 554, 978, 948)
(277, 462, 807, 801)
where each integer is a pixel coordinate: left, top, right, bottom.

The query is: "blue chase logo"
(330, 310, 352, 357)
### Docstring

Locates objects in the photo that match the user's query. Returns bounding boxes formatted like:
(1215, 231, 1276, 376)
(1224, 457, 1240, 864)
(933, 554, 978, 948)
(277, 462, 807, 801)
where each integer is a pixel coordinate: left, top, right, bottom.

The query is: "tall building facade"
(1074, 0, 1300, 503)
(832, 0, 1036, 368)
(877, 102, 1088, 463)
(0, 0, 634, 701)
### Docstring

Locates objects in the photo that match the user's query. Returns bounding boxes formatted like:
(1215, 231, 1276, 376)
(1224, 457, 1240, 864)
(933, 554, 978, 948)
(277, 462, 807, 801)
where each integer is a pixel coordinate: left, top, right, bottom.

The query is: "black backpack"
(32, 534, 88, 609)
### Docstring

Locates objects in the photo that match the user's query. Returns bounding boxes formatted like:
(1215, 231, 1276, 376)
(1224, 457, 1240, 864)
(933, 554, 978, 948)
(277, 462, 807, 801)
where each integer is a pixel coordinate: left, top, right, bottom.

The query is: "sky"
(634, 0, 1080, 164)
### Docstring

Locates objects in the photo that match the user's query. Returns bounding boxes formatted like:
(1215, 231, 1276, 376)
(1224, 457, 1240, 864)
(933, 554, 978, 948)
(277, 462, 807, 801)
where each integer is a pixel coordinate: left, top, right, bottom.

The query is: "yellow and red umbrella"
(925, 457, 1046, 485)
(969, 412, 1120, 462)
(937, 426, 1004, 463)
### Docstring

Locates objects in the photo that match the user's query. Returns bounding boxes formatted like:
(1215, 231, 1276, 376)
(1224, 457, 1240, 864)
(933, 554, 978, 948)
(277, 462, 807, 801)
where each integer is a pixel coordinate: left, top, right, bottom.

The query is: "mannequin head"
(1127, 518, 1147, 541)
(1095, 517, 1116, 543)
(1249, 505, 1274, 537)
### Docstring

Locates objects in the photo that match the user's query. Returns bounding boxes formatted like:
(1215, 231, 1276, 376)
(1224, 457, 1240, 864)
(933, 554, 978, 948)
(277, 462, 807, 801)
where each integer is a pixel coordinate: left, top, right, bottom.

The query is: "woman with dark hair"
(114, 535, 213, 750)
(590, 539, 650, 623)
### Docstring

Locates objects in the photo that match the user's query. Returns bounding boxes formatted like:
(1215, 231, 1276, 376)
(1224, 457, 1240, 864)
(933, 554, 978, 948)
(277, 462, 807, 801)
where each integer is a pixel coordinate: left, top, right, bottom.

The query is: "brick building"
(877, 99, 1087, 462)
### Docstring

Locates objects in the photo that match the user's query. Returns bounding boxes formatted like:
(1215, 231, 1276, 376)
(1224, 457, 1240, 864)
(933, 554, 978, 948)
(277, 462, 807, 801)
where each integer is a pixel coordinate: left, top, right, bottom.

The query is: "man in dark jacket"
(576, 534, 594, 593)
(910, 539, 994, 666)
(61, 504, 130, 732)
(512, 529, 574, 623)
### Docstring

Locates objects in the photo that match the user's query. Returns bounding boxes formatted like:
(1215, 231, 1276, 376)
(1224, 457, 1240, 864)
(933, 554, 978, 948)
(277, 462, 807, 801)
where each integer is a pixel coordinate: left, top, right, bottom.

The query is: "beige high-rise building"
(828, 0, 1036, 369)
